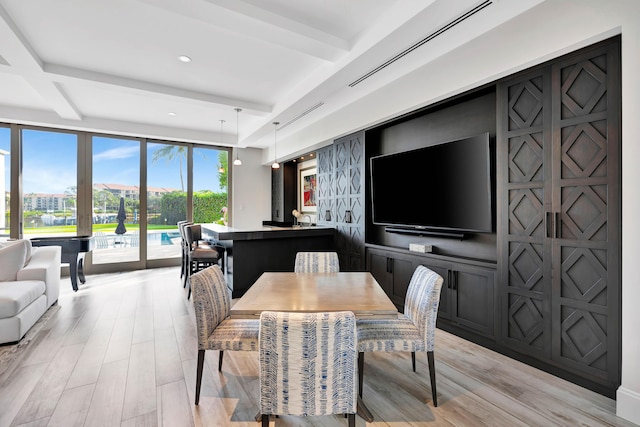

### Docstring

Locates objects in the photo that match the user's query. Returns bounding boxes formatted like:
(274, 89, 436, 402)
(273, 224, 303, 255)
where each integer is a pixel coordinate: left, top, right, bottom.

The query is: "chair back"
(294, 251, 340, 273)
(185, 224, 203, 249)
(191, 265, 231, 350)
(259, 311, 357, 417)
(129, 230, 140, 247)
(94, 231, 109, 249)
(403, 265, 444, 351)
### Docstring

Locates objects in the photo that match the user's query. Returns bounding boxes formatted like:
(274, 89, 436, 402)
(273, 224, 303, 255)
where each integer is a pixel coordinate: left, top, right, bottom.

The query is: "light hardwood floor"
(0, 267, 634, 427)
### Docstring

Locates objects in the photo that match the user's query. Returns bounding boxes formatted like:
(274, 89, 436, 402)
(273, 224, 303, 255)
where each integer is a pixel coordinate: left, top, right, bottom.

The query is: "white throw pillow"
(0, 239, 28, 281)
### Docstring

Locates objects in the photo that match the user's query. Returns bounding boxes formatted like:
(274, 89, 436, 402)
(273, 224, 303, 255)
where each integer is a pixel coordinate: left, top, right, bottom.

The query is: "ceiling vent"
(348, 0, 493, 88)
(277, 102, 325, 131)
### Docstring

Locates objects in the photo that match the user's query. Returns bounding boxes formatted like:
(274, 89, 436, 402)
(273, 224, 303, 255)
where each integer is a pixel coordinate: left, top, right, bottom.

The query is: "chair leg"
(412, 351, 416, 372)
(218, 350, 224, 371)
(261, 414, 269, 427)
(348, 413, 355, 427)
(427, 350, 437, 407)
(358, 352, 364, 398)
(195, 349, 205, 405)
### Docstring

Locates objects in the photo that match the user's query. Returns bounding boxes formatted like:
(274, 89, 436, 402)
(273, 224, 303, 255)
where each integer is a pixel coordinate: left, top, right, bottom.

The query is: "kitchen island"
(200, 224, 335, 297)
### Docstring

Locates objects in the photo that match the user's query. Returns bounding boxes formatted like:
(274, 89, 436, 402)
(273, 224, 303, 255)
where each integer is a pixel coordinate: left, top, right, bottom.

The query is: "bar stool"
(177, 220, 191, 284)
(185, 224, 221, 299)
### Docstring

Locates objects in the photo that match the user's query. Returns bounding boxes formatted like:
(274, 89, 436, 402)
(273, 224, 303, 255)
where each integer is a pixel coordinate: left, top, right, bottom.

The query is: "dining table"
(232, 271, 399, 422)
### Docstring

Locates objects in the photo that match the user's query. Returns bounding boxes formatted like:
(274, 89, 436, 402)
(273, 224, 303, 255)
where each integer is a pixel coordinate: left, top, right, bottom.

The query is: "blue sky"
(1, 129, 225, 195)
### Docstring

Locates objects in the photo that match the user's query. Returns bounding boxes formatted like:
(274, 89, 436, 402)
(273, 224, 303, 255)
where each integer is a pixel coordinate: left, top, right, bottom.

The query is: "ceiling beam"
(136, 0, 349, 61)
(0, 4, 82, 120)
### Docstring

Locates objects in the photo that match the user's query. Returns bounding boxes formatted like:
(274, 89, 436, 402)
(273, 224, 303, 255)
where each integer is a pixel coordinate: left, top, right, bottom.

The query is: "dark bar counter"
(200, 224, 335, 297)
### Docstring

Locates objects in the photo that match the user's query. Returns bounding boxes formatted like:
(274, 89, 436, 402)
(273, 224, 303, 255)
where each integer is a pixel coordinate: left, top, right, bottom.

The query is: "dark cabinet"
(497, 38, 620, 393)
(366, 246, 496, 338)
(444, 263, 496, 337)
(367, 248, 416, 309)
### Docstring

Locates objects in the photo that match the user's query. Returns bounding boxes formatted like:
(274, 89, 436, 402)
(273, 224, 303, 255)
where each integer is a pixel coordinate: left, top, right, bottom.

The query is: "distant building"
(23, 193, 70, 212)
(94, 183, 178, 200)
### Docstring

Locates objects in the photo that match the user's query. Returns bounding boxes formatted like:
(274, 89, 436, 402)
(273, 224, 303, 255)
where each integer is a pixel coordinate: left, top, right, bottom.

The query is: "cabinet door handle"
(447, 270, 452, 289)
(452, 271, 458, 291)
(545, 211, 552, 238)
(388, 257, 393, 274)
(554, 212, 560, 239)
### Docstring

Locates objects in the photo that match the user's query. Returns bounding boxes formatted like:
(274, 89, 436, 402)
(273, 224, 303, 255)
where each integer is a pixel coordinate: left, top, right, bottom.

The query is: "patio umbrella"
(115, 197, 127, 235)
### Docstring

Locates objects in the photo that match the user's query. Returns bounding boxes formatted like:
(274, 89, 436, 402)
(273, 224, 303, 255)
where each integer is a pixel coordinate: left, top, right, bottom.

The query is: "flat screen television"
(370, 132, 494, 234)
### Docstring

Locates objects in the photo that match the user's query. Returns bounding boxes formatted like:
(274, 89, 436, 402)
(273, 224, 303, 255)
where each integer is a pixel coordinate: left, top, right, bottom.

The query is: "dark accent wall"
(365, 87, 497, 262)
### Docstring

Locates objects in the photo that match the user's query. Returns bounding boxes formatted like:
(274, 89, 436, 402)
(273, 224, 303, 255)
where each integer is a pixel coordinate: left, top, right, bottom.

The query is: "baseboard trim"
(617, 386, 640, 425)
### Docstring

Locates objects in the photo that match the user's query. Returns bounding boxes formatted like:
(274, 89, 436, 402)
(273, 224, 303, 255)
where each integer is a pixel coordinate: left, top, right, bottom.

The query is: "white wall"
(230, 147, 271, 229)
(256, 0, 640, 422)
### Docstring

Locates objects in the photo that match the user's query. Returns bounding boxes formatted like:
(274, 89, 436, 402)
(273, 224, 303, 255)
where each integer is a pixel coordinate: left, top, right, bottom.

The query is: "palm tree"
(152, 145, 188, 191)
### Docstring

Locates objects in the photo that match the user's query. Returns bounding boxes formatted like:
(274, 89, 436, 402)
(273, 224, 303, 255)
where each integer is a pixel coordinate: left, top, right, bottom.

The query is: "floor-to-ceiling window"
(147, 141, 187, 261)
(22, 129, 78, 238)
(0, 126, 10, 241)
(2, 122, 230, 273)
(193, 146, 228, 224)
(92, 136, 141, 265)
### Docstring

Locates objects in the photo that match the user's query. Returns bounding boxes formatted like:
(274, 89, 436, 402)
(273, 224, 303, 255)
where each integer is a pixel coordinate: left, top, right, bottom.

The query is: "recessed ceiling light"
(168, 112, 176, 116)
(178, 55, 191, 63)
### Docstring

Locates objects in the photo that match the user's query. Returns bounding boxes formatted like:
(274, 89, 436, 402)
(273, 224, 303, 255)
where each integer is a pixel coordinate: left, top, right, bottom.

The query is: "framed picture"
(300, 167, 317, 213)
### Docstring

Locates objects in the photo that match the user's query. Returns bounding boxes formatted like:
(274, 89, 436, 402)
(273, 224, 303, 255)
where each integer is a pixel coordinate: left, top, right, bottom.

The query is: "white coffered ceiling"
(0, 0, 543, 158)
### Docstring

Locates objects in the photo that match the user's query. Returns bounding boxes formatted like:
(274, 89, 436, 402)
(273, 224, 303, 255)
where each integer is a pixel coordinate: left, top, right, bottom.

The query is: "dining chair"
(259, 311, 358, 427)
(185, 224, 221, 299)
(294, 251, 340, 273)
(357, 265, 443, 406)
(191, 265, 259, 405)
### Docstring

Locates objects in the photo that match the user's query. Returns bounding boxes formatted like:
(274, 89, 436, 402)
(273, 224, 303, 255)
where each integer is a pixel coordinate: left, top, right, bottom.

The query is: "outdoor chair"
(356, 265, 443, 406)
(94, 231, 109, 249)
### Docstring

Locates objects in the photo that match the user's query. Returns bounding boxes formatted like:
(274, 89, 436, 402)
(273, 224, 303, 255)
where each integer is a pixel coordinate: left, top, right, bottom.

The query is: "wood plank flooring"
(0, 267, 634, 427)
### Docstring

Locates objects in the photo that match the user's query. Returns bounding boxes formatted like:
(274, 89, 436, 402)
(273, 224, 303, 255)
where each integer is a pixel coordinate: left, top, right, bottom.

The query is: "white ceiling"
(0, 0, 543, 158)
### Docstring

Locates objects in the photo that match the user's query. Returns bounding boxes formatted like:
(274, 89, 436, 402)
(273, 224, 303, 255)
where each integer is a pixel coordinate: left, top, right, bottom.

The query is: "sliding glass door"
(147, 141, 187, 260)
(91, 136, 141, 265)
(21, 129, 78, 238)
(1, 122, 230, 272)
(0, 127, 10, 241)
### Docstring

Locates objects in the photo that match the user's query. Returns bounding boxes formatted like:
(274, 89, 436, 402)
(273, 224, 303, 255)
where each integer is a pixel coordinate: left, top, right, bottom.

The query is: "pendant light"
(233, 108, 242, 166)
(218, 119, 225, 173)
(272, 121, 280, 169)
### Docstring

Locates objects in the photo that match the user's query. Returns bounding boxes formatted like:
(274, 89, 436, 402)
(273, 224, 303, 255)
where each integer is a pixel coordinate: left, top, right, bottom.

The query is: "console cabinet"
(366, 245, 497, 338)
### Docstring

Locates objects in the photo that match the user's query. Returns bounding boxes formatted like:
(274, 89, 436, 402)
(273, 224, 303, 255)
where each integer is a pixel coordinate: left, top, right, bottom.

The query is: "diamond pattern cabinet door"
(497, 67, 553, 359)
(550, 41, 620, 386)
(333, 131, 365, 271)
(316, 145, 334, 226)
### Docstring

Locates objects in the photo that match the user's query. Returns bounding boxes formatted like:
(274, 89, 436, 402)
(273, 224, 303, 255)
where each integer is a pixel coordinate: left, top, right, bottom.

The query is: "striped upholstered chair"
(294, 251, 340, 273)
(357, 265, 443, 406)
(191, 265, 259, 405)
(259, 311, 358, 427)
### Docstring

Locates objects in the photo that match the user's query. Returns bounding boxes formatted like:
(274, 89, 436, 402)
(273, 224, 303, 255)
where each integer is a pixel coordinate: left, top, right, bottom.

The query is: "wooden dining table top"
(230, 271, 398, 319)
